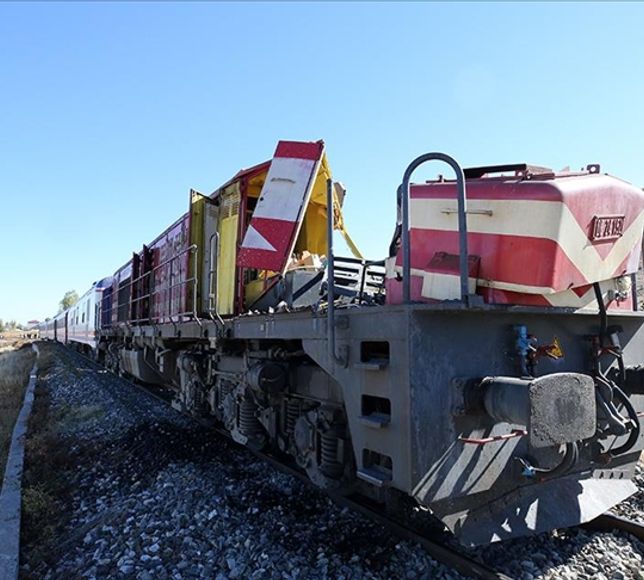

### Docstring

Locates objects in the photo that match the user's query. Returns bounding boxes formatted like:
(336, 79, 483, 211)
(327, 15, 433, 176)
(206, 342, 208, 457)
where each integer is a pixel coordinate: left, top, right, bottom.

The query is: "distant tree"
(59, 290, 79, 312)
(0, 319, 4, 333)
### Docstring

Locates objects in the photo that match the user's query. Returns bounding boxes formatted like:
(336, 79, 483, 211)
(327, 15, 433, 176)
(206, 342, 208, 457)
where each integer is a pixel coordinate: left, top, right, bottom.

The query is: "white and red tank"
(386, 165, 644, 309)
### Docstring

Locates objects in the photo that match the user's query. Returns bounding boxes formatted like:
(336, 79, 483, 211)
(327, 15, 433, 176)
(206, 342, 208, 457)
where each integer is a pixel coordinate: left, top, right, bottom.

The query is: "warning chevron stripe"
(237, 141, 324, 273)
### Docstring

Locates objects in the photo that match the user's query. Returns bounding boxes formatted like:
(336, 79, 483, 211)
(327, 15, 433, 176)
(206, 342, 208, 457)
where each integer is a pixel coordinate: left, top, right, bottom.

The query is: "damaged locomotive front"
(85, 142, 644, 546)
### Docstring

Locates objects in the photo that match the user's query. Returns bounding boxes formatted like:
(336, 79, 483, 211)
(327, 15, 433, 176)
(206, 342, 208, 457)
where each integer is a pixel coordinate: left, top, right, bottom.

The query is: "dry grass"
(0, 345, 35, 478)
(0, 339, 31, 354)
(0, 330, 37, 354)
(20, 342, 75, 566)
(21, 395, 71, 557)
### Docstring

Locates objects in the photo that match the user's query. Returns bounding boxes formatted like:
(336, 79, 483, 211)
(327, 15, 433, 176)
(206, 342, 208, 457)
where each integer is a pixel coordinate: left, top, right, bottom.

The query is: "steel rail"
(325, 491, 512, 580)
(227, 439, 510, 580)
(581, 512, 644, 541)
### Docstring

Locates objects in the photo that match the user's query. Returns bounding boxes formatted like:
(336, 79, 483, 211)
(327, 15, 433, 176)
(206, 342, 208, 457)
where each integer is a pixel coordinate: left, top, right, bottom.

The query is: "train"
(39, 279, 112, 347)
(39, 140, 644, 546)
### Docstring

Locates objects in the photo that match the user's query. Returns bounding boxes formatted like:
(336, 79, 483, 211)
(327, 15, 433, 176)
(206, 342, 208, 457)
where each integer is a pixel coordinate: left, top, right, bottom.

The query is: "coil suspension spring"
(285, 399, 300, 435)
(217, 379, 234, 408)
(239, 395, 263, 436)
(320, 431, 343, 478)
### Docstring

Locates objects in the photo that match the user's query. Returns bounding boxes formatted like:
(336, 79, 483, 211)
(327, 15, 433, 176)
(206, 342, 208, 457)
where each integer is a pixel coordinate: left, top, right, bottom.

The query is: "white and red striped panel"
(237, 141, 324, 273)
(387, 173, 644, 308)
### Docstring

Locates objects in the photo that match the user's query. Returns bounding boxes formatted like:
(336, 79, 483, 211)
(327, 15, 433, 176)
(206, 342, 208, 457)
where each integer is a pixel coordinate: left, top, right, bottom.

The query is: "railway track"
(247, 444, 644, 580)
(247, 444, 511, 580)
(323, 492, 510, 580)
(64, 344, 644, 580)
(581, 512, 644, 542)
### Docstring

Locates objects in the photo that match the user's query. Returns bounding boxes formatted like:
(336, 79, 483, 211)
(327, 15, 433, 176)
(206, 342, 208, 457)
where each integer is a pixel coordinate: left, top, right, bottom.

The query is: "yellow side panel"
(294, 154, 363, 259)
(308, 153, 332, 205)
(189, 190, 206, 309)
(294, 201, 327, 256)
(244, 277, 267, 309)
(216, 184, 240, 315)
(294, 153, 332, 255)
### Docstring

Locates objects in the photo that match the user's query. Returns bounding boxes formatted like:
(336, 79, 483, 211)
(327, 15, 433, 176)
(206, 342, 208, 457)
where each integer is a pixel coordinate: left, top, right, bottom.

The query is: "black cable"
(609, 384, 641, 457)
(535, 442, 578, 482)
(617, 353, 627, 387)
(593, 281, 608, 338)
(518, 442, 579, 482)
(594, 281, 627, 388)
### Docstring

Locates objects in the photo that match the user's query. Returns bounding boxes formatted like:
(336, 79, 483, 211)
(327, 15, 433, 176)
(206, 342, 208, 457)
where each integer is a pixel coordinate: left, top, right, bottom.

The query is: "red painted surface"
(104, 214, 192, 326)
(110, 261, 133, 326)
(237, 140, 325, 274)
(388, 171, 644, 308)
(384, 275, 424, 306)
(148, 214, 191, 323)
(411, 179, 558, 201)
(399, 229, 588, 290)
(274, 140, 324, 161)
(238, 217, 298, 272)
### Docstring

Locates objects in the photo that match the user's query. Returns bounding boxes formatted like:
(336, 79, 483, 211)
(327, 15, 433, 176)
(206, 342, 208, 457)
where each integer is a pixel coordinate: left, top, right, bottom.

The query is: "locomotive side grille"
(220, 192, 240, 219)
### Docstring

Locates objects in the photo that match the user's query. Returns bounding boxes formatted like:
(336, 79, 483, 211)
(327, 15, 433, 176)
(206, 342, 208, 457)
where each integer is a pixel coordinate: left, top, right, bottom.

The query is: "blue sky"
(1, 2, 643, 323)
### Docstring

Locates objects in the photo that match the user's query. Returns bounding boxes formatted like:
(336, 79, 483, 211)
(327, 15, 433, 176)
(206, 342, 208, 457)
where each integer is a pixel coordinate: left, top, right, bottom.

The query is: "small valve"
(515, 325, 564, 376)
(514, 325, 537, 376)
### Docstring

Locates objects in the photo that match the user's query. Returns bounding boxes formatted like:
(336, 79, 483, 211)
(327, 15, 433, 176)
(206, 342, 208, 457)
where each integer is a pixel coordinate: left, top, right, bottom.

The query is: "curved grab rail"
(400, 153, 470, 305)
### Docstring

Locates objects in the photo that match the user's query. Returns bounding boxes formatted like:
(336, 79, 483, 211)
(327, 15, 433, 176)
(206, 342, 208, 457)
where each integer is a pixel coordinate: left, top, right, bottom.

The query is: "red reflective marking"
(237, 217, 299, 271)
(274, 140, 324, 161)
(459, 429, 527, 445)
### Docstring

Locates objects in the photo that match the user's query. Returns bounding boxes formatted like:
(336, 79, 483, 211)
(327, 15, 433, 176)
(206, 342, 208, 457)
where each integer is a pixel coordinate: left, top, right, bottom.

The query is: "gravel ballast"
(20, 344, 644, 579)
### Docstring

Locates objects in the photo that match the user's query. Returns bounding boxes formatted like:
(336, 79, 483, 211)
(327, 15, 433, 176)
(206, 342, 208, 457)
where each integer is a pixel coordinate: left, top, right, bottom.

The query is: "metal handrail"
(207, 232, 224, 326)
(327, 178, 346, 367)
(102, 244, 202, 328)
(400, 153, 470, 305)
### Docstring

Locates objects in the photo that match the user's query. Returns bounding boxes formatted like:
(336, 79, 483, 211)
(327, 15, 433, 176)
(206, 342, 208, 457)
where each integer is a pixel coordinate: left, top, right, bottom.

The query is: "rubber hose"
(532, 441, 579, 482)
(609, 385, 641, 457)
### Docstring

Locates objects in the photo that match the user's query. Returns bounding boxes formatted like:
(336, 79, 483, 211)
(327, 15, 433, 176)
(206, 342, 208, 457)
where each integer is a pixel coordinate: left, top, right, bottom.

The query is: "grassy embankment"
(21, 342, 88, 570)
(0, 344, 36, 478)
(0, 328, 37, 354)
